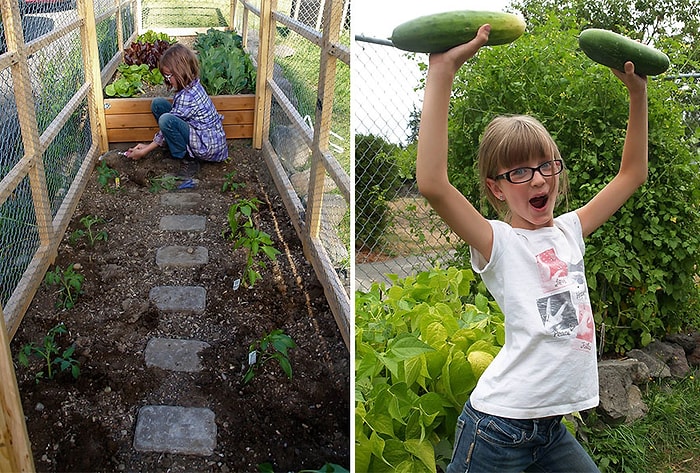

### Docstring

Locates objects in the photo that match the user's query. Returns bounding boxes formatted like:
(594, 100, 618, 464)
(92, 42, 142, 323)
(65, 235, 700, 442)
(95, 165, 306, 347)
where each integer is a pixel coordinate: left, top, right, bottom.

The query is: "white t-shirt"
(469, 212, 599, 419)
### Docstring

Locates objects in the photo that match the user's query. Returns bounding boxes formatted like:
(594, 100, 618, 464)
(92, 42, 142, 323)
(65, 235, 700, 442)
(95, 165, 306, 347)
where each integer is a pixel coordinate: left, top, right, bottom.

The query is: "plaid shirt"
(153, 79, 228, 162)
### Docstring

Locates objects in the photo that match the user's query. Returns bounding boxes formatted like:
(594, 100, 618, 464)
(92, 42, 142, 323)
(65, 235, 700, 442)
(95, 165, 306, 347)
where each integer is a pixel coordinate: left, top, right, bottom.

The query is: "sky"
(352, 0, 513, 144)
(353, 0, 511, 39)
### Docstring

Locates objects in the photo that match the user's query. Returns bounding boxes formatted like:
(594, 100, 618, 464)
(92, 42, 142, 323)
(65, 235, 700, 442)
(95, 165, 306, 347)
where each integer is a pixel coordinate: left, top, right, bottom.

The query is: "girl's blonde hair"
(478, 115, 569, 219)
(159, 43, 199, 91)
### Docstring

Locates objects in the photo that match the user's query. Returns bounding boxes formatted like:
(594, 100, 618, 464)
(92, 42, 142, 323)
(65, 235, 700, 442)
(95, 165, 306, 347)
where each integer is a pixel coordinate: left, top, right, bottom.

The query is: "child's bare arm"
(576, 61, 648, 237)
(416, 25, 495, 260)
(126, 141, 159, 160)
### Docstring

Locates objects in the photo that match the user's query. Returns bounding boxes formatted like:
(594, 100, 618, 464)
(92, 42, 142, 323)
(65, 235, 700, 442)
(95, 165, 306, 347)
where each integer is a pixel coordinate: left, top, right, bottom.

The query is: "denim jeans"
(151, 97, 190, 159)
(446, 401, 601, 473)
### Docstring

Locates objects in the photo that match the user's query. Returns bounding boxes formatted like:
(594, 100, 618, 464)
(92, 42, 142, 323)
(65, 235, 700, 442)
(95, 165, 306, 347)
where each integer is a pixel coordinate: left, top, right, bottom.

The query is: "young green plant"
(222, 170, 245, 194)
(244, 329, 296, 384)
(17, 323, 80, 383)
(224, 197, 259, 240)
(149, 175, 178, 193)
(224, 197, 280, 287)
(96, 160, 119, 193)
(70, 215, 108, 247)
(234, 226, 281, 288)
(45, 264, 84, 309)
(105, 63, 164, 98)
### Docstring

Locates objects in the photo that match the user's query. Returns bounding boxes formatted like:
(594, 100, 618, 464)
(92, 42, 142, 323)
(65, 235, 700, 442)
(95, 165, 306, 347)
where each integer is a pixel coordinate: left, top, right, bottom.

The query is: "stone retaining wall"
(596, 332, 700, 424)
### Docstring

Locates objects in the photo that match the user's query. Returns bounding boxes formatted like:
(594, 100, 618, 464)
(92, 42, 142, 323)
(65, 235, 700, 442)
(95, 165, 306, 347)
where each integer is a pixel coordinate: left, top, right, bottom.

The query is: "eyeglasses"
(495, 159, 564, 184)
(163, 73, 173, 81)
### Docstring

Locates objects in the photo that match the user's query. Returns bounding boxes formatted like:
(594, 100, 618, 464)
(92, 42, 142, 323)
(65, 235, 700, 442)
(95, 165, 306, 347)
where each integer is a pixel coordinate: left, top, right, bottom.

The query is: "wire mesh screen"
(240, 0, 351, 287)
(354, 36, 457, 292)
(0, 176, 39, 308)
(685, 76, 700, 155)
(30, 28, 92, 217)
(0, 72, 23, 175)
(142, 0, 231, 29)
(1, 0, 125, 323)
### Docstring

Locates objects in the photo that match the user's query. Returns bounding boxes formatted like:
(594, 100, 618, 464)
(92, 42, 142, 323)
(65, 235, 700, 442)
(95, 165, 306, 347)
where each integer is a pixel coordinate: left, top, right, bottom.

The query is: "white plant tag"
(248, 350, 257, 366)
(233, 279, 241, 290)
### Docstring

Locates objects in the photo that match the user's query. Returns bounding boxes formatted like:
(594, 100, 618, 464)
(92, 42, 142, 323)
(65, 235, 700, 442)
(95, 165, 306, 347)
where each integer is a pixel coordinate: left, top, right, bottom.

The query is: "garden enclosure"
(0, 0, 349, 468)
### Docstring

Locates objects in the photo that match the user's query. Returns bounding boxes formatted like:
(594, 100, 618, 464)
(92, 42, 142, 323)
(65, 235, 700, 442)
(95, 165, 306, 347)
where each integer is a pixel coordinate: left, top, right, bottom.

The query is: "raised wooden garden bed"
(103, 94, 255, 143)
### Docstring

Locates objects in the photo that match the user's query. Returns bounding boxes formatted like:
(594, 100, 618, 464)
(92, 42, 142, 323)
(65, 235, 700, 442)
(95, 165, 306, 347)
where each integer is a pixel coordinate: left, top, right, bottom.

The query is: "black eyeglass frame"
(494, 159, 565, 184)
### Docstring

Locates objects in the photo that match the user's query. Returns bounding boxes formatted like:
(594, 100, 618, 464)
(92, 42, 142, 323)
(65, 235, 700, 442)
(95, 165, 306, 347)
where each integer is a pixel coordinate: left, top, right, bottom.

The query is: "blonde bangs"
(482, 115, 561, 178)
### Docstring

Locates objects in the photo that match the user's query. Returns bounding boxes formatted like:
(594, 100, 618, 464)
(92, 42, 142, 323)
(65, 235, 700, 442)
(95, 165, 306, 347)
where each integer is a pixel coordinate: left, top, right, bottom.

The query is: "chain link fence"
(354, 36, 457, 292)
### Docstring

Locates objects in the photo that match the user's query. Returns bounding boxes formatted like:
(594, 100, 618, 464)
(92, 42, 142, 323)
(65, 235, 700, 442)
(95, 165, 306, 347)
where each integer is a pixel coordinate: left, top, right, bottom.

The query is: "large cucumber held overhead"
(578, 28, 670, 76)
(390, 10, 526, 53)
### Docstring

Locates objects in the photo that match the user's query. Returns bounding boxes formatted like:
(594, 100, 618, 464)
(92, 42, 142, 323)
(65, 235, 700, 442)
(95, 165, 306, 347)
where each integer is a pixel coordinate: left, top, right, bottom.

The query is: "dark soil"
(10, 140, 350, 472)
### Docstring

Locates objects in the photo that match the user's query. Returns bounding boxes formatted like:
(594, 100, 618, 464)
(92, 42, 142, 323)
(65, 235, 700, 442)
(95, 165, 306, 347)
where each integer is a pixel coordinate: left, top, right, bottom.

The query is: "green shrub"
(355, 267, 504, 472)
(355, 134, 401, 250)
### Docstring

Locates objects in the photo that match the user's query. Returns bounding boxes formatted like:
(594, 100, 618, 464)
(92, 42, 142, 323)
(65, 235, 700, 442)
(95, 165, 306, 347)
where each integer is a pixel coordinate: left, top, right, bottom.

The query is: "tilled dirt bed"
(10, 139, 350, 472)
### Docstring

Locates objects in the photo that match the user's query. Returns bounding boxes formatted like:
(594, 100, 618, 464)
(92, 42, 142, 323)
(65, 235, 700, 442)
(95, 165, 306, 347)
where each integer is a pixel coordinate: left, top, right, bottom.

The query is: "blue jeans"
(151, 98, 190, 159)
(446, 401, 600, 473)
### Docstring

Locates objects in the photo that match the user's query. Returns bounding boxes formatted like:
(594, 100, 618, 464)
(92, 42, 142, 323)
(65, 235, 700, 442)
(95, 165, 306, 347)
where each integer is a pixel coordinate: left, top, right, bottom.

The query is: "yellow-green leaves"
(355, 267, 504, 472)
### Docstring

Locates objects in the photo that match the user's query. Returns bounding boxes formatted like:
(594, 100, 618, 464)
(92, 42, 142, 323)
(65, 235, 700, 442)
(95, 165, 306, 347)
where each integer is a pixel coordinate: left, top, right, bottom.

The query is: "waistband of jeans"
(466, 400, 563, 424)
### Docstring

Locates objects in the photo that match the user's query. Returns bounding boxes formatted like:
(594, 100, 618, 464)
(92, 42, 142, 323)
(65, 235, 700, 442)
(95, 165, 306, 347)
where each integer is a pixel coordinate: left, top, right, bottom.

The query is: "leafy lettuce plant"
(194, 28, 256, 95)
(105, 63, 164, 97)
(124, 30, 175, 69)
(355, 267, 504, 473)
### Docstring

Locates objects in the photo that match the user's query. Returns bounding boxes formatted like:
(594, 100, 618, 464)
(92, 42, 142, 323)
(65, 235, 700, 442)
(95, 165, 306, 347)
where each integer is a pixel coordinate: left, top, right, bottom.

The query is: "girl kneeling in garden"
(126, 43, 228, 178)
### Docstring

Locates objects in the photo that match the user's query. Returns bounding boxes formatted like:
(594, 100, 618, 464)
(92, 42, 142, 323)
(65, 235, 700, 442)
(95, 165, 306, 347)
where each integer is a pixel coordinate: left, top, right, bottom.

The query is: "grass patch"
(142, 0, 230, 28)
(584, 370, 700, 472)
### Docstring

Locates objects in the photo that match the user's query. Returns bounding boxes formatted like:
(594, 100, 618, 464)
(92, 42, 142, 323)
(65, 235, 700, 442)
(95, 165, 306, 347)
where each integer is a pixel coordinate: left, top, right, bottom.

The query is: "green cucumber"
(390, 10, 526, 53)
(578, 28, 670, 76)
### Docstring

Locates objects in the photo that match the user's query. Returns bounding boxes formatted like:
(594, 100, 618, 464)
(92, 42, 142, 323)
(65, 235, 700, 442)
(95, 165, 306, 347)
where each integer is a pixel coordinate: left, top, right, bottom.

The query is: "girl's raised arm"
(416, 25, 495, 260)
(576, 61, 648, 238)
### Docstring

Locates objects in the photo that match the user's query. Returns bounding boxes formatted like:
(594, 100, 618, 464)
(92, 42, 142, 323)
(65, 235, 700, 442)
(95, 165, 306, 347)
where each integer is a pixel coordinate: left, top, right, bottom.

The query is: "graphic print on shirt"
(535, 248, 594, 347)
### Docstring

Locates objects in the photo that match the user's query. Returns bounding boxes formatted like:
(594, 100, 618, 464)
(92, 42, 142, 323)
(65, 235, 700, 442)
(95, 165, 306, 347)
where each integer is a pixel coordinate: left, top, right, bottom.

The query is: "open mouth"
(529, 195, 549, 210)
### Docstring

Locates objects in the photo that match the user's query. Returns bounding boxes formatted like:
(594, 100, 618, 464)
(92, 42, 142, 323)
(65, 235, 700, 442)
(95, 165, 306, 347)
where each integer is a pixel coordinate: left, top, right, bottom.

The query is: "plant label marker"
(248, 350, 257, 366)
(233, 279, 241, 290)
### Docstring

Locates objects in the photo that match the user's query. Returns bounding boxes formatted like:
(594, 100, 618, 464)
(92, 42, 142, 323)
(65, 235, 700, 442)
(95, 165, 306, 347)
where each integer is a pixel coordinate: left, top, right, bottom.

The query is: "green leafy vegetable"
(355, 267, 504, 472)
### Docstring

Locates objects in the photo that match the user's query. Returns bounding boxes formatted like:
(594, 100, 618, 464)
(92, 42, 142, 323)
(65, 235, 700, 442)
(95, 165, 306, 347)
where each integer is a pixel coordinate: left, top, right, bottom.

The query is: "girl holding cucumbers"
(416, 24, 648, 472)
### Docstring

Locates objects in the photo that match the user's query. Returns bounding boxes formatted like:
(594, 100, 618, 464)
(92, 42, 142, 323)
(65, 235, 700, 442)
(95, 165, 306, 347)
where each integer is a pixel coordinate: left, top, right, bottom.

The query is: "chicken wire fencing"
(354, 35, 457, 292)
(236, 0, 351, 285)
(0, 0, 137, 333)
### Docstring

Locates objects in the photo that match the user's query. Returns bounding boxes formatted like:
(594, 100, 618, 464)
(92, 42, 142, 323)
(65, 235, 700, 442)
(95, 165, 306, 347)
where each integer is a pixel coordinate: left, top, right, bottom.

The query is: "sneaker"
(177, 159, 200, 179)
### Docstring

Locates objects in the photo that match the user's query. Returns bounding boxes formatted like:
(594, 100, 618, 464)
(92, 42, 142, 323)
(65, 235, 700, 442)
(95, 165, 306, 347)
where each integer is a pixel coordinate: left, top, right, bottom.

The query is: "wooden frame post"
(229, 0, 237, 31)
(0, 304, 34, 472)
(79, 0, 109, 153)
(305, 0, 341, 240)
(253, 0, 276, 149)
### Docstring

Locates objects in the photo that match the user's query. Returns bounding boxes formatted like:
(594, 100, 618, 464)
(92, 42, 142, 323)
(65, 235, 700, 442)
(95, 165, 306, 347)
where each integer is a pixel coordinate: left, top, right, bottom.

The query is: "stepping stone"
(156, 246, 209, 268)
(134, 405, 216, 456)
(160, 215, 206, 232)
(149, 286, 206, 313)
(145, 338, 210, 372)
(161, 193, 202, 208)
